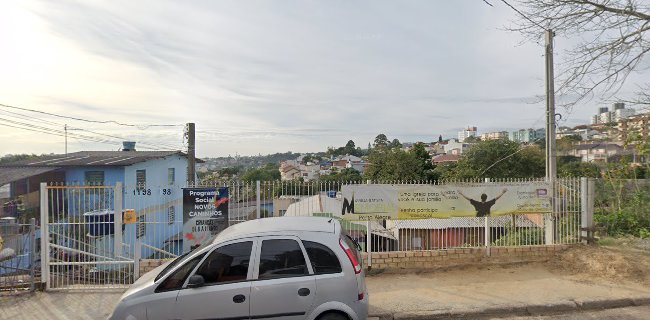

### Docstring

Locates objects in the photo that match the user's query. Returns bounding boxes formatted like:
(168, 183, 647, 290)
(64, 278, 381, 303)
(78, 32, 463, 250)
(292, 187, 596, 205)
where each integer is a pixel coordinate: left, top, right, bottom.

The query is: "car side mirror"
(187, 275, 205, 288)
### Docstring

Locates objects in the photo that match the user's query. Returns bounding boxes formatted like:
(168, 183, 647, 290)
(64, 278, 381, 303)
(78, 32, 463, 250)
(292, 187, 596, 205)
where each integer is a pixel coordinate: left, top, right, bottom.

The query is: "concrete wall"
(138, 245, 570, 276)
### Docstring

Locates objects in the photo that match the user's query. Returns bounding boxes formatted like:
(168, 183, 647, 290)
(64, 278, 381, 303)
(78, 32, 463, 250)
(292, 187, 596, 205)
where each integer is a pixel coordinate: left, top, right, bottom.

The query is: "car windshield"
(154, 241, 212, 282)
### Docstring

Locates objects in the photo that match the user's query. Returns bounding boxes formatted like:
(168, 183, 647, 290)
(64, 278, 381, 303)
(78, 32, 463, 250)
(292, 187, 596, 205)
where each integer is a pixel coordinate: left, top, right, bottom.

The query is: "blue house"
(0, 144, 198, 260)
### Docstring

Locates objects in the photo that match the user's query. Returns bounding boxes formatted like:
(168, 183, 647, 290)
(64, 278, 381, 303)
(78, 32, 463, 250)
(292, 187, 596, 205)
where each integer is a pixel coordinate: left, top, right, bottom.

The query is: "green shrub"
(640, 228, 650, 239)
(595, 180, 650, 237)
(492, 227, 544, 246)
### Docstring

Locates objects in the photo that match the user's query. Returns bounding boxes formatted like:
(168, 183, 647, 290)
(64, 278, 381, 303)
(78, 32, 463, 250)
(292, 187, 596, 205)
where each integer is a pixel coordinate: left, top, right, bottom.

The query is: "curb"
(369, 296, 650, 319)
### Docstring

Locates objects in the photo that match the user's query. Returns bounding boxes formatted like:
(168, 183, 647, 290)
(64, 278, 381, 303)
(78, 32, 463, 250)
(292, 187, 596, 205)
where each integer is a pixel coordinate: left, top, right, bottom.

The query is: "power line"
(0, 105, 184, 150)
(68, 125, 183, 150)
(0, 103, 183, 128)
(0, 117, 175, 151)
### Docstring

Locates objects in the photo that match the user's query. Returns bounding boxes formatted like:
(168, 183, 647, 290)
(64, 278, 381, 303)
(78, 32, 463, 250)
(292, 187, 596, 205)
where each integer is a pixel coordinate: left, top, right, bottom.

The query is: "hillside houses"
(280, 154, 368, 181)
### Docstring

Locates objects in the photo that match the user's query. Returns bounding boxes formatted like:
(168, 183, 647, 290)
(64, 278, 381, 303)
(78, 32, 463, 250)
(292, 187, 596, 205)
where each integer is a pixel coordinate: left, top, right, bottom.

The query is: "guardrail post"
(39, 182, 50, 290)
(114, 183, 123, 258)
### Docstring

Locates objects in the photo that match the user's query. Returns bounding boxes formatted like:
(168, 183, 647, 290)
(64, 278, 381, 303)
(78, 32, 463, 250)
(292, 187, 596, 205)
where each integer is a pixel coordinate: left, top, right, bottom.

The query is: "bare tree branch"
(507, 0, 650, 106)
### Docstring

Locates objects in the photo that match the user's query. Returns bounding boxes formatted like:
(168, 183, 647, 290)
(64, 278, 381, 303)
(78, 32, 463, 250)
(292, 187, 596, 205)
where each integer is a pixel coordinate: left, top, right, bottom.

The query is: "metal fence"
(40, 178, 584, 290)
(0, 218, 37, 294)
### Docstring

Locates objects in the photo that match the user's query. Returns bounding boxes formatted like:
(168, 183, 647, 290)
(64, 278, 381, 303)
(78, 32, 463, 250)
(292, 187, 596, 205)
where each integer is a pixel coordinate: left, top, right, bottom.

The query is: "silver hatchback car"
(109, 217, 369, 320)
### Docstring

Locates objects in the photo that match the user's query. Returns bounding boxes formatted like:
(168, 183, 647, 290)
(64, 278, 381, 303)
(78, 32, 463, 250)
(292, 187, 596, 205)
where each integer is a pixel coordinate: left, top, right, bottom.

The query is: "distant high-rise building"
(592, 103, 633, 124)
(612, 103, 635, 122)
(480, 131, 508, 141)
(600, 111, 613, 124)
(458, 126, 477, 142)
(591, 115, 600, 125)
(509, 128, 545, 143)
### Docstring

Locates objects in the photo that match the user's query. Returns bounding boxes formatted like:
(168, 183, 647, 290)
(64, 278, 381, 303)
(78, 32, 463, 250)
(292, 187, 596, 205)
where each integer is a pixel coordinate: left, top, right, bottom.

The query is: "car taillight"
(358, 292, 365, 301)
(339, 238, 362, 274)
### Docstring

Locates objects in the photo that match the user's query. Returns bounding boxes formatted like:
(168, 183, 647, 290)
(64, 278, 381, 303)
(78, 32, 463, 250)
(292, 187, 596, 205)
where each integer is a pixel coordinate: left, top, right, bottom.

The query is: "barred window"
(168, 206, 175, 225)
(168, 168, 175, 185)
(137, 215, 146, 238)
(84, 171, 104, 185)
(136, 170, 146, 190)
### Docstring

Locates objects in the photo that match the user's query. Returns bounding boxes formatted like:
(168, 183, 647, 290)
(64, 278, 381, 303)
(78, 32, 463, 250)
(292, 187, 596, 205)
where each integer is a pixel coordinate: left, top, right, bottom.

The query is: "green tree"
(320, 168, 363, 182)
(463, 136, 481, 143)
(558, 161, 601, 178)
(327, 140, 362, 157)
(0, 153, 44, 164)
(373, 134, 388, 149)
(218, 166, 243, 177)
(364, 148, 420, 181)
(343, 140, 357, 155)
(389, 138, 402, 149)
(241, 163, 281, 181)
(557, 135, 582, 152)
(439, 139, 545, 179)
(410, 142, 437, 180)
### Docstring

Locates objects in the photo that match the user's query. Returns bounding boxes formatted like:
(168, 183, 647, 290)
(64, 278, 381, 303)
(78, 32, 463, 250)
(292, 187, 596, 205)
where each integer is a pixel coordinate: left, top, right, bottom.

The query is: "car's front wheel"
(317, 311, 349, 320)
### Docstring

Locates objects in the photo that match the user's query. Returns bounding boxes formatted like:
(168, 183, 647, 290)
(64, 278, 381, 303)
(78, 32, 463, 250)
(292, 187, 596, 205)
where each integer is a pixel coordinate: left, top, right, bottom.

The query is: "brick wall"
(360, 245, 570, 272)
(138, 245, 570, 276)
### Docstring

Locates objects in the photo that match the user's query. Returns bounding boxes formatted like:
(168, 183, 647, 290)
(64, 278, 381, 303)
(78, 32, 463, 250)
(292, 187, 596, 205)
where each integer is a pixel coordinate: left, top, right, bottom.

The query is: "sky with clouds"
(0, 0, 647, 157)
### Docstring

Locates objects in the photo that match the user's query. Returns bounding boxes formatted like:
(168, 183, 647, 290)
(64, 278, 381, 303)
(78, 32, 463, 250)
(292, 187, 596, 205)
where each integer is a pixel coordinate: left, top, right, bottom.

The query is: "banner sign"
(182, 187, 229, 253)
(341, 182, 551, 220)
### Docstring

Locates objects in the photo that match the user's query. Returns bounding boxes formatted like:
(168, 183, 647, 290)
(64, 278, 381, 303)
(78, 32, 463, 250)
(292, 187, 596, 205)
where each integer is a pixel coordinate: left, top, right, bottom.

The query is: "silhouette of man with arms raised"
(458, 189, 507, 217)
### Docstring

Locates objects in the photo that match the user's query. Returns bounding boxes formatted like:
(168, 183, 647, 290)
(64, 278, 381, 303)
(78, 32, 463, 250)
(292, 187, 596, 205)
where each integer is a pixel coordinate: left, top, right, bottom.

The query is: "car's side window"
(194, 241, 253, 285)
(258, 239, 308, 280)
(156, 253, 206, 293)
(302, 240, 342, 274)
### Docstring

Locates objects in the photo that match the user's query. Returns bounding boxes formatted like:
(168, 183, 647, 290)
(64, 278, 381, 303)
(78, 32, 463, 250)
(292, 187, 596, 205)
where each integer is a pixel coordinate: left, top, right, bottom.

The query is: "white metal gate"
(38, 178, 590, 290)
(40, 183, 135, 290)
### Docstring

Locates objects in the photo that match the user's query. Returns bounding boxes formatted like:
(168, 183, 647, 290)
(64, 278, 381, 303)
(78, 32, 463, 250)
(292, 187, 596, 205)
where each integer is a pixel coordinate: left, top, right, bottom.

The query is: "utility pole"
(186, 123, 196, 186)
(544, 29, 557, 245)
(545, 29, 557, 181)
(64, 124, 68, 155)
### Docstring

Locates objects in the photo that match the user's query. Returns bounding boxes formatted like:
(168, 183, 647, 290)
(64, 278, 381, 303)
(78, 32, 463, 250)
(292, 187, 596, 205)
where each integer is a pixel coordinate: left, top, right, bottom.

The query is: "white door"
(173, 241, 255, 320)
(249, 238, 316, 320)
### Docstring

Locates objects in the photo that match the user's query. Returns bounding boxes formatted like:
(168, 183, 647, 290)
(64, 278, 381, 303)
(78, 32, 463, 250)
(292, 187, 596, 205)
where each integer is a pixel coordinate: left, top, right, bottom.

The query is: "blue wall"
(53, 156, 189, 260)
(64, 167, 125, 186)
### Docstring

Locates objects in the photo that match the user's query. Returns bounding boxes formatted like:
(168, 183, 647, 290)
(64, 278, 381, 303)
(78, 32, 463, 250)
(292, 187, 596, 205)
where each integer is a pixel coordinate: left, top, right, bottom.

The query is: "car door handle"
(233, 294, 246, 303)
(298, 288, 310, 296)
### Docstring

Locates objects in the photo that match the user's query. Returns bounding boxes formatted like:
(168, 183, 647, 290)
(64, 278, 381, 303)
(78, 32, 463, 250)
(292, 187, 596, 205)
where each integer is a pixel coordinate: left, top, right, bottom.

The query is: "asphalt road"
(494, 305, 650, 320)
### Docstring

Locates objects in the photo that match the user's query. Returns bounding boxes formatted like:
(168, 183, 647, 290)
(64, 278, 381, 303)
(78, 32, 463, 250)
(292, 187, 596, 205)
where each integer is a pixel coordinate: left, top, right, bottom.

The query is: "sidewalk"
(2, 247, 649, 320)
(366, 262, 650, 319)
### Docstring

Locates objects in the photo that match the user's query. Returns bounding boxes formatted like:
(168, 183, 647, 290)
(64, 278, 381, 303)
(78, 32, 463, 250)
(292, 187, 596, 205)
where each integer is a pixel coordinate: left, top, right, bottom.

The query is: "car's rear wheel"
(317, 311, 349, 320)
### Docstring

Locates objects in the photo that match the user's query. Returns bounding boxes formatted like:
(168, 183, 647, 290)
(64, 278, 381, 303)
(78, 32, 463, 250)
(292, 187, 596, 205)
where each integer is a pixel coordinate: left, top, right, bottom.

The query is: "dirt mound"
(548, 245, 650, 284)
